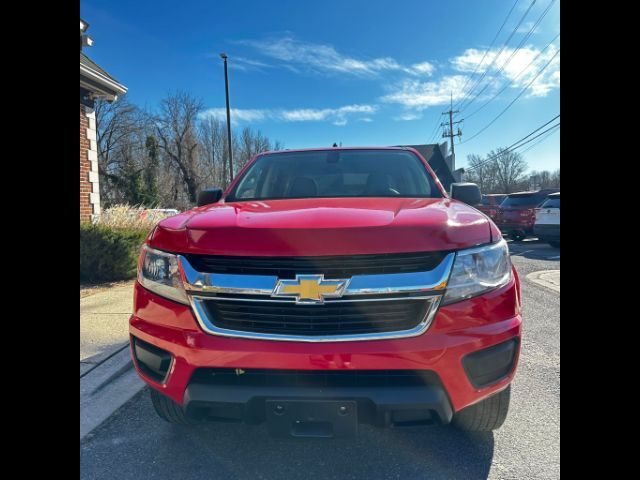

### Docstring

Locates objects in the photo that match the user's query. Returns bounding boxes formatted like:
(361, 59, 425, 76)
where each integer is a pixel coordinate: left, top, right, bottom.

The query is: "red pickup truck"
(130, 147, 521, 437)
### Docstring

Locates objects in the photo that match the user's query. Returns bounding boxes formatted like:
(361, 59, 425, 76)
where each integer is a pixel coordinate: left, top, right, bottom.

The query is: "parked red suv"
(130, 147, 522, 437)
(495, 189, 559, 241)
(477, 194, 507, 222)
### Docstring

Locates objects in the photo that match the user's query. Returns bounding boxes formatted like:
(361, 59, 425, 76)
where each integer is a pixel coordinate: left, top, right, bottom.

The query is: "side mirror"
(450, 183, 481, 205)
(197, 187, 223, 207)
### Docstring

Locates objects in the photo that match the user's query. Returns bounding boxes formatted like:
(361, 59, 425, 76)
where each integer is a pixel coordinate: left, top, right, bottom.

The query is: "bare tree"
(539, 170, 551, 188)
(236, 126, 273, 171)
(527, 169, 560, 190)
(154, 91, 204, 203)
(95, 92, 283, 209)
(198, 115, 226, 187)
(95, 95, 140, 172)
(490, 148, 528, 193)
(95, 96, 161, 205)
(464, 154, 499, 194)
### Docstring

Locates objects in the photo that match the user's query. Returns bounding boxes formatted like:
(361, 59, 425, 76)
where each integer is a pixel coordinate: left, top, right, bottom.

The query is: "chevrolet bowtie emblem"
(272, 275, 350, 304)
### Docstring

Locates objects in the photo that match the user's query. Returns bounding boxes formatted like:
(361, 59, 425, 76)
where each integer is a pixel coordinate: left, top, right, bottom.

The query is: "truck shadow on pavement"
(81, 389, 495, 480)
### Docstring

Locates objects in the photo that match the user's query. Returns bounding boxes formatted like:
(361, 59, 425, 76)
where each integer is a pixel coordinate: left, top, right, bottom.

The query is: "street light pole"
(220, 53, 233, 184)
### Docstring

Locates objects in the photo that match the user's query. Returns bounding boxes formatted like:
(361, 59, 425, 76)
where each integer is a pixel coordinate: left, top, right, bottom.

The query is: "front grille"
(200, 298, 430, 336)
(184, 251, 450, 279)
(190, 368, 442, 388)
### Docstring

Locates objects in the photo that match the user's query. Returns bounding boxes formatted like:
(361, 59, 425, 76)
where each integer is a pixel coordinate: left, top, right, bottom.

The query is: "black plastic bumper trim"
(131, 336, 173, 384)
(462, 338, 519, 389)
(183, 383, 453, 427)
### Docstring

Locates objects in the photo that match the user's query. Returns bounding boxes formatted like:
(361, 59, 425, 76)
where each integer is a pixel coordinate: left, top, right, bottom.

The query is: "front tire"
(150, 389, 195, 425)
(452, 385, 511, 431)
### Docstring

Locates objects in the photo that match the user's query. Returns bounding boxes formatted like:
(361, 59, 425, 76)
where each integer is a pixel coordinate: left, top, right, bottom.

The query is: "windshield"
(500, 195, 540, 207)
(227, 149, 443, 201)
(482, 195, 506, 206)
(540, 197, 560, 208)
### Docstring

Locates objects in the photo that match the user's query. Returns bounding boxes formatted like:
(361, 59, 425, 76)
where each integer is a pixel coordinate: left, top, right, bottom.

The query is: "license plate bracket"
(265, 399, 357, 438)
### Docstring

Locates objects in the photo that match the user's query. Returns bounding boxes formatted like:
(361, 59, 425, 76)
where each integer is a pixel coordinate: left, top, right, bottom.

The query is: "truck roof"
(256, 146, 409, 156)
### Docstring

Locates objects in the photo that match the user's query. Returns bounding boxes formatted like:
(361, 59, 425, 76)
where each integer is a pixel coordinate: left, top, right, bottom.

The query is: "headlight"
(443, 239, 512, 305)
(138, 245, 189, 305)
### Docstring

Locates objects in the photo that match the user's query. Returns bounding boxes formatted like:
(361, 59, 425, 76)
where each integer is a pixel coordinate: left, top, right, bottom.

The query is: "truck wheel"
(549, 240, 560, 248)
(510, 231, 525, 242)
(452, 385, 511, 431)
(150, 389, 195, 425)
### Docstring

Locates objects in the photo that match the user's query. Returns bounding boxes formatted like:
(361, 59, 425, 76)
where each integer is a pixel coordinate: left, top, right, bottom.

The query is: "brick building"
(80, 18, 127, 221)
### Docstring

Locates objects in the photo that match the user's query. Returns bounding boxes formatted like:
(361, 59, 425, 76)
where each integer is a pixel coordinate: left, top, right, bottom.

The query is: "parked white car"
(141, 208, 180, 222)
(533, 192, 560, 248)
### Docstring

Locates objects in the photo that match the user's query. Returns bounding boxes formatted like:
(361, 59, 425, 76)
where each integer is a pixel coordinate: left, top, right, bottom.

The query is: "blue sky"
(81, 0, 560, 172)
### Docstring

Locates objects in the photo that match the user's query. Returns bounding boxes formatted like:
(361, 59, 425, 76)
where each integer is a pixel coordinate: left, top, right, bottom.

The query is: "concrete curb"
(526, 270, 560, 293)
(80, 344, 145, 440)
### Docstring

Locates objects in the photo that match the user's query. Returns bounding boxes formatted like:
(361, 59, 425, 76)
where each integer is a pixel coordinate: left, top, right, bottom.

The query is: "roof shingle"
(80, 51, 122, 85)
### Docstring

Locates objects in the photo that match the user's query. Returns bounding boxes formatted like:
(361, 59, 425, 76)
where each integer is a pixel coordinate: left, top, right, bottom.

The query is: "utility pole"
(441, 94, 463, 170)
(220, 53, 234, 185)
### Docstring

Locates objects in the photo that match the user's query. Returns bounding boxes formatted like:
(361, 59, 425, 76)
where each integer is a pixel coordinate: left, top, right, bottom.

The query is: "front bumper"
(183, 372, 454, 428)
(130, 272, 522, 420)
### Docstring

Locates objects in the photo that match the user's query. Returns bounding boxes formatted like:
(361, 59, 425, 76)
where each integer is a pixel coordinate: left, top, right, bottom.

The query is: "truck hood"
(149, 197, 495, 256)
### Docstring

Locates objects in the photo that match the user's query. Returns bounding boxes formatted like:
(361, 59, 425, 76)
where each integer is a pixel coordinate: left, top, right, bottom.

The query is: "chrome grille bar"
(178, 253, 454, 297)
(178, 252, 455, 342)
(189, 295, 441, 343)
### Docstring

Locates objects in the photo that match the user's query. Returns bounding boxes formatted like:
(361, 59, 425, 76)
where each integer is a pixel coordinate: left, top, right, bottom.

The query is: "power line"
(463, 32, 559, 120)
(460, 48, 560, 145)
(506, 114, 559, 150)
(463, 115, 559, 170)
(460, 0, 558, 113)
(519, 123, 559, 155)
(427, 114, 442, 143)
(454, 0, 521, 102)
(454, 0, 537, 110)
(464, 119, 559, 172)
(465, 123, 558, 172)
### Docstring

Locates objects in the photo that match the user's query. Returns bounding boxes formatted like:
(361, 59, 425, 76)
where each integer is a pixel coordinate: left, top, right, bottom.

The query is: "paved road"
(80, 246, 559, 480)
(506, 237, 560, 261)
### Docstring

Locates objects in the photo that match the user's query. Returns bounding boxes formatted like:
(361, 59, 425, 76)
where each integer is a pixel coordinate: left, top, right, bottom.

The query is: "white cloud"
(280, 104, 377, 125)
(200, 108, 269, 123)
(212, 37, 558, 123)
(382, 44, 560, 113)
(232, 56, 271, 71)
(450, 45, 560, 97)
(200, 104, 378, 126)
(394, 112, 423, 121)
(409, 62, 436, 76)
(280, 109, 331, 121)
(235, 36, 435, 78)
(381, 75, 469, 110)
